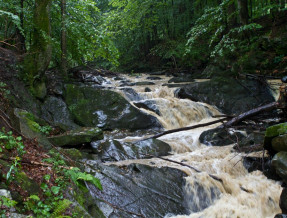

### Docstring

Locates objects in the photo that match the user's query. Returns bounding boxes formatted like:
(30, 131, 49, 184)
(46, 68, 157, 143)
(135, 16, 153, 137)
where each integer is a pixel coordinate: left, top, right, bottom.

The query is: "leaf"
(51, 186, 61, 195)
(28, 195, 40, 201)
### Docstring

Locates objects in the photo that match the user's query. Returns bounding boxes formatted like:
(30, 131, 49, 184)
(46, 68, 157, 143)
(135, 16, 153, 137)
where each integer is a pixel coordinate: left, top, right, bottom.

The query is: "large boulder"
(41, 96, 79, 131)
(134, 100, 160, 115)
(64, 84, 162, 131)
(85, 163, 189, 217)
(92, 138, 171, 161)
(11, 108, 52, 149)
(48, 127, 103, 147)
(175, 77, 275, 115)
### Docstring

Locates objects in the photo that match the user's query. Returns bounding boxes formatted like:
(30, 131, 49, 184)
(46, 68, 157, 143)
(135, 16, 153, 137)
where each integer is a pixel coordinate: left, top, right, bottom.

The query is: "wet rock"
(199, 127, 247, 146)
(134, 81, 155, 86)
(272, 134, 287, 152)
(145, 87, 152, 92)
(134, 100, 160, 115)
(175, 88, 199, 102)
(94, 138, 171, 161)
(149, 71, 166, 75)
(184, 180, 221, 213)
(146, 76, 162, 80)
(114, 76, 124, 81)
(163, 83, 187, 88)
(243, 157, 281, 181)
(280, 188, 287, 214)
(168, 76, 194, 83)
(275, 214, 287, 218)
(120, 88, 142, 101)
(176, 77, 275, 115)
(119, 81, 135, 87)
(41, 96, 79, 130)
(85, 163, 189, 217)
(272, 151, 287, 183)
(64, 84, 162, 131)
(48, 127, 103, 147)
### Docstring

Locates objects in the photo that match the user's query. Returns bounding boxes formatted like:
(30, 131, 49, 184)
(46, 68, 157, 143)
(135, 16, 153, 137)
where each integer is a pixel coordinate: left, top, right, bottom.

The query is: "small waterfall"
(104, 74, 282, 217)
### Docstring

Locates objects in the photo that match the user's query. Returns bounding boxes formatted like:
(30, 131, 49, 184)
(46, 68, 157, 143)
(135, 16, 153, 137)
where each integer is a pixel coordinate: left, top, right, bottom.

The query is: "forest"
(0, 0, 287, 217)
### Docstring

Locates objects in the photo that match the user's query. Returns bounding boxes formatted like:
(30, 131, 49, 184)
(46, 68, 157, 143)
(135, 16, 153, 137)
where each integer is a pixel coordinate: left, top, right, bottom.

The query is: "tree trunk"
(237, 0, 249, 25)
(61, 0, 68, 78)
(22, 0, 52, 98)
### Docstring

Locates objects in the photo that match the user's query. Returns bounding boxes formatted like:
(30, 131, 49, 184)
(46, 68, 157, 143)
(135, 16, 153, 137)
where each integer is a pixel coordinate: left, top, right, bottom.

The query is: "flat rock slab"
(48, 127, 103, 147)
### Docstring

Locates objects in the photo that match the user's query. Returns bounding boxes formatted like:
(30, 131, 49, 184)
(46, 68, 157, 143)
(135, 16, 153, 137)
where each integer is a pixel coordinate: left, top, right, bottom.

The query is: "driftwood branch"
(222, 102, 279, 128)
(144, 118, 227, 140)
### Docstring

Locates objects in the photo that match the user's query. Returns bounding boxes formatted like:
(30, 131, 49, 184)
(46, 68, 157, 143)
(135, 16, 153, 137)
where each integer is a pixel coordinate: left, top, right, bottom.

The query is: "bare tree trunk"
(237, 0, 249, 25)
(61, 0, 67, 78)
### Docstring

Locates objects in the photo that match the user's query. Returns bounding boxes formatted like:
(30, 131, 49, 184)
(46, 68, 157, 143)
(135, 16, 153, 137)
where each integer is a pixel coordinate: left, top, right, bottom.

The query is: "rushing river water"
(96, 73, 282, 217)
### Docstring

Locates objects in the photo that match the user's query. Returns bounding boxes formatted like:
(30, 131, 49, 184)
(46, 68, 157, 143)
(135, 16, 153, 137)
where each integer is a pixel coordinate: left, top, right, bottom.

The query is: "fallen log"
(221, 102, 279, 128)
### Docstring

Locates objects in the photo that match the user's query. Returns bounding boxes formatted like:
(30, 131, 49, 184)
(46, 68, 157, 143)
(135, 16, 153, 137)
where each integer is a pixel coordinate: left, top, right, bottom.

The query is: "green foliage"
(32, 123, 52, 136)
(0, 196, 17, 216)
(0, 82, 11, 98)
(0, 129, 25, 184)
(64, 167, 102, 191)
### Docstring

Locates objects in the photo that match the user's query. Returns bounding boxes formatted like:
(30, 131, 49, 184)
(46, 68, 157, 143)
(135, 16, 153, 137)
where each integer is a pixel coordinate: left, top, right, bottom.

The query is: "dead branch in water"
(144, 118, 228, 140)
(221, 102, 279, 128)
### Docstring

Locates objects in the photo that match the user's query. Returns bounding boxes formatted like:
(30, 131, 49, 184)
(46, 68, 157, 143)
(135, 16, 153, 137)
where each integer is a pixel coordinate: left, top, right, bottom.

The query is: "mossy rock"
(264, 123, 287, 154)
(61, 148, 83, 161)
(48, 127, 103, 147)
(12, 108, 52, 149)
(64, 84, 162, 131)
(11, 172, 40, 203)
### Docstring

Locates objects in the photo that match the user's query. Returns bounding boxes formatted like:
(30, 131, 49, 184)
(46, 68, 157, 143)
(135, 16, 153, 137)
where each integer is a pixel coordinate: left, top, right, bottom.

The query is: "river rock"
(93, 138, 171, 161)
(85, 163, 189, 217)
(48, 127, 103, 147)
(175, 77, 275, 115)
(145, 87, 152, 92)
(41, 96, 79, 130)
(146, 76, 162, 80)
(120, 87, 142, 101)
(272, 134, 287, 152)
(264, 123, 287, 155)
(134, 100, 160, 115)
(134, 81, 155, 86)
(275, 214, 287, 218)
(64, 84, 162, 130)
(168, 76, 194, 83)
(272, 151, 287, 183)
(199, 127, 247, 146)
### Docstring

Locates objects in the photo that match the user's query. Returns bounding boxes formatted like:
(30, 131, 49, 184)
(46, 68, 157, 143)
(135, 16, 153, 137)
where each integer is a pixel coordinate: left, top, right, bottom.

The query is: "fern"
(51, 199, 72, 217)
(65, 167, 102, 190)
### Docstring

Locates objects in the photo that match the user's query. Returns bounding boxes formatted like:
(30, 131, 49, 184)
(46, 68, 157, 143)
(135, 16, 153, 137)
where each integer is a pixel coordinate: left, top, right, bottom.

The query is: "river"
(88, 73, 282, 217)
